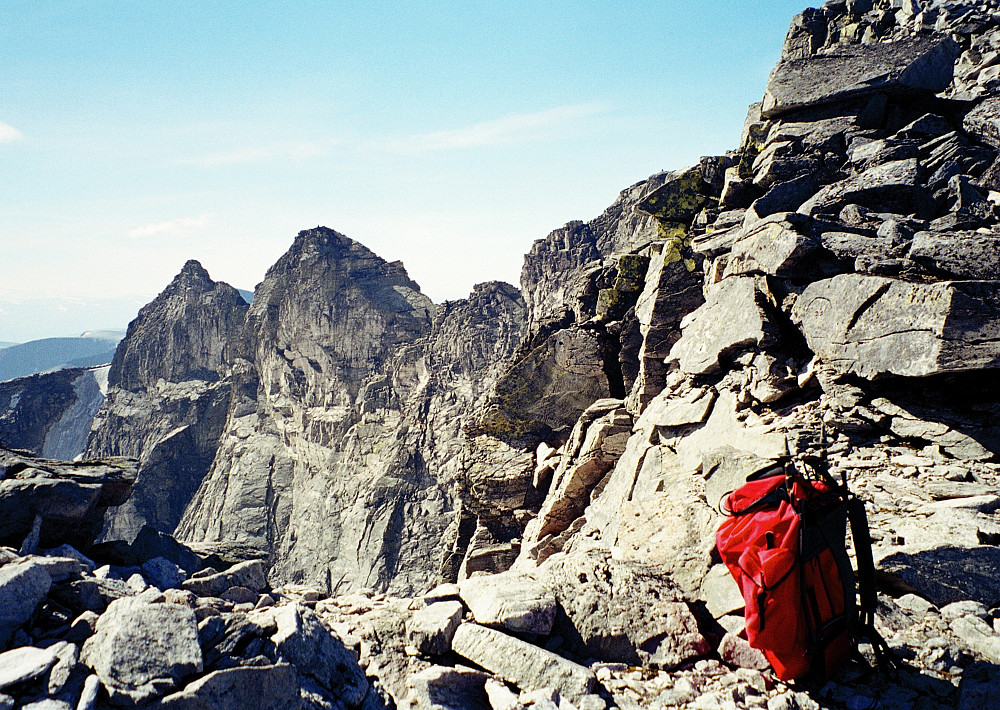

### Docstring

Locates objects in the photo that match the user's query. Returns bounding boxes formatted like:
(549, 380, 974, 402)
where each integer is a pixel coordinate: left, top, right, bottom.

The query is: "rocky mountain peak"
(107, 261, 248, 392)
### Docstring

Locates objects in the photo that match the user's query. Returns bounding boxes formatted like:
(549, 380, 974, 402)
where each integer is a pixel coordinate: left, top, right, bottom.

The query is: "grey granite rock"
(80, 596, 202, 705)
(963, 96, 1000, 149)
(0, 559, 52, 645)
(0, 646, 58, 690)
(403, 666, 490, 710)
(405, 601, 463, 656)
(459, 574, 555, 635)
(451, 623, 595, 701)
(762, 36, 959, 118)
(792, 274, 1000, 378)
(182, 560, 265, 597)
(907, 230, 1000, 280)
(668, 276, 780, 376)
(0, 448, 136, 552)
(156, 664, 303, 710)
(272, 604, 369, 708)
(798, 158, 928, 217)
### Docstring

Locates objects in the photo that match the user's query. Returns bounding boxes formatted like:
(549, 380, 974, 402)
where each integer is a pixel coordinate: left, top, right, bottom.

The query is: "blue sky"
(0, 1, 809, 342)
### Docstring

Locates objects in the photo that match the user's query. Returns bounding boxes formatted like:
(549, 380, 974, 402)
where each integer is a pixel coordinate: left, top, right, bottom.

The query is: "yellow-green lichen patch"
(596, 287, 623, 321)
(637, 167, 712, 222)
(612, 254, 650, 293)
(657, 221, 688, 241)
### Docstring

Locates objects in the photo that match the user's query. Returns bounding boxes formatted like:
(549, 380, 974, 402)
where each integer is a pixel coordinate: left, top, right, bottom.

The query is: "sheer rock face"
(0, 367, 107, 460)
(109, 260, 248, 392)
(86, 261, 247, 542)
(176, 229, 526, 595)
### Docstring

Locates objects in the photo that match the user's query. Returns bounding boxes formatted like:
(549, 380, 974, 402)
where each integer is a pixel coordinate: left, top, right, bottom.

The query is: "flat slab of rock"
(0, 448, 137, 551)
(964, 97, 1000, 150)
(459, 573, 556, 635)
(908, 231, 1000, 280)
(668, 276, 779, 376)
(723, 215, 823, 279)
(0, 646, 58, 690)
(182, 559, 266, 596)
(80, 596, 203, 705)
(792, 274, 1000, 379)
(157, 664, 302, 710)
(798, 158, 926, 217)
(762, 36, 959, 118)
(451, 623, 595, 701)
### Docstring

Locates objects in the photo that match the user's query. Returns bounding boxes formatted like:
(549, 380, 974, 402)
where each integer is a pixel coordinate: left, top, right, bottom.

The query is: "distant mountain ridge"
(0, 332, 123, 382)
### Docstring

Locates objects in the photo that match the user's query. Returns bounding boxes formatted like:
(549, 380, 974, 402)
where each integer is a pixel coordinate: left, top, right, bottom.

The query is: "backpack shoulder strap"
(847, 496, 900, 673)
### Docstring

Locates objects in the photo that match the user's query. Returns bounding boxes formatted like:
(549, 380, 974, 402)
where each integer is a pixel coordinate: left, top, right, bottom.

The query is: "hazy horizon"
(1, 1, 808, 342)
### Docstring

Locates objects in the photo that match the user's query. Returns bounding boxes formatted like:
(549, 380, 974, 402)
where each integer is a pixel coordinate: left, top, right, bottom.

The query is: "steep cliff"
(175, 229, 527, 595)
(0, 366, 108, 459)
(85, 260, 248, 540)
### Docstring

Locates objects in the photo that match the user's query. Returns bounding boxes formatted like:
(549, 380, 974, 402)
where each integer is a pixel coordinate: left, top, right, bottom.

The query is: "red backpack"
(715, 458, 890, 682)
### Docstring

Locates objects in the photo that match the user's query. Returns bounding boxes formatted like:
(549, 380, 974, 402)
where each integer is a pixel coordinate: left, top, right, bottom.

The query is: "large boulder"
(792, 274, 1000, 379)
(0, 449, 137, 551)
(451, 623, 595, 701)
(80, 596, 203, 705)
(0, 559, 52, 647)
(459, 573, 556, 635)
(762, 36, 959, 118)
(156, 664, 303, 710)
(271, 604, 370, 708)
(667, 276, 781, 376)
(797, 159, 929, 218)
(907, 231, 1000, 280)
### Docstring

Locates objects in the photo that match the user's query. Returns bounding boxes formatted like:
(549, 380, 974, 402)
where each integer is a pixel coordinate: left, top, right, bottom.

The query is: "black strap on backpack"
(847, 497, 899, 673)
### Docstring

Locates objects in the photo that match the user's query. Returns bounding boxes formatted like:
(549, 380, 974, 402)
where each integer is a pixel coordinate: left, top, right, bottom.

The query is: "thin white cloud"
(179, 139, 340, 168)
(128, 214, 212, 239)
(0, 122, 24, 143)
(376, 103, 609, 154)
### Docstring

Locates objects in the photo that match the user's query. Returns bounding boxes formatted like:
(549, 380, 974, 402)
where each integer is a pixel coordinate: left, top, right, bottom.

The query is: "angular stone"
(459, 573, 556, 635)
(0, 448, 136, 551)
(47, 641, 79, 695)
(474, 327, 611, 446)
(406, 601, 464, 656)
(951, 616, 1000, 664)
(181, 560, 266, 597)
(77, 675, 100, 710)
(723, 214, 825, 279)
(156, 664, 303, 710)
(792, 274, 1000, 379)
(141, 557, 187, 590)
(80, 596, 203, 705)
(668, 276, 779, 376)
(624, 239, 704, 412)
(719, 632, 770, 671)
(963, 97, 1000, 150)
(798, 159, 928, 217)
(701, 564, 746, 619)
(451, 623, 595, 701)
(634, 166, 714, 222)
(0, 646, 58, 690)
(0, 559, 52, 644)
(908, 231, 1000, 280)
(762, 36, 959, 118)
(877, 545, 1000, 608)
(271, 604, 368, 708)
(404, 665, 490, 710)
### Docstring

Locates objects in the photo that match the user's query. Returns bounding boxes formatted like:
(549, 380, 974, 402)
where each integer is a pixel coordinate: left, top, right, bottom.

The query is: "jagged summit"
(107, 260, 248, 392)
